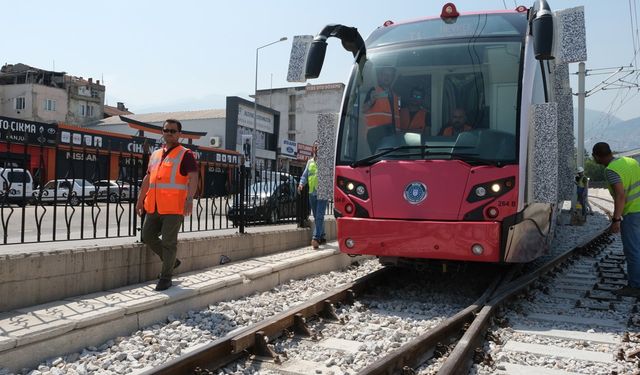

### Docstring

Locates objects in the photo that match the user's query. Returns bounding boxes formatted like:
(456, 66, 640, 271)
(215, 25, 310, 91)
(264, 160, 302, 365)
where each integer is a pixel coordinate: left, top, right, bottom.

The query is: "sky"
(4, 0, 640, 122)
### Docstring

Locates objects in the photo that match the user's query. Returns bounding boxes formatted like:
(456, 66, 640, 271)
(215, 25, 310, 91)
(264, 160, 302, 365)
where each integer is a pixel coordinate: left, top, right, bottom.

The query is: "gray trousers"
(141, 212, 183, 279)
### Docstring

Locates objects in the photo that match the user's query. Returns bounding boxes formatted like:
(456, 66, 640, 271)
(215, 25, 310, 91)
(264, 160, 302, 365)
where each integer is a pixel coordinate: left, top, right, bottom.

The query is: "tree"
(584, 157, 605, 182)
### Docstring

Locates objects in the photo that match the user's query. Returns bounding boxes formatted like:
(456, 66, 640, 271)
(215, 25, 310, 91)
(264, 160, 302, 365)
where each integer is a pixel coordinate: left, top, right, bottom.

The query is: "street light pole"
(252, 36, 287, 182)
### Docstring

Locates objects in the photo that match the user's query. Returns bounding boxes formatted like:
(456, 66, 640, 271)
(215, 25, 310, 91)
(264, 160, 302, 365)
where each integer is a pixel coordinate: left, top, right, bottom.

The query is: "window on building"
(289, 95, 296, 112)
(15, 97, 25, 110)
(80, 104, 94, 117)
(43, 99, 56, 111)
(288, 114, 296, 131)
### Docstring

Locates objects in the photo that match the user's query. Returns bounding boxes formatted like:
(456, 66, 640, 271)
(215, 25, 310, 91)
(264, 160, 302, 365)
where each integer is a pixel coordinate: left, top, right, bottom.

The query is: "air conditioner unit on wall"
(210, 136, 221, 147)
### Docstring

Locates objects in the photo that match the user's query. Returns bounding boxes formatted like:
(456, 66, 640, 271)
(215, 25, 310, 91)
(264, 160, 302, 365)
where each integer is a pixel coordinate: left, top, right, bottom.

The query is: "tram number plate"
(496, 200, 515, 207)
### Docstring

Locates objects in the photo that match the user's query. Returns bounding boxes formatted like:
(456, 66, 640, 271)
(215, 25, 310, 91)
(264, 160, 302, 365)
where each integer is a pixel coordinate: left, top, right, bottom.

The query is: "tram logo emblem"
(404, 182, 427, 204)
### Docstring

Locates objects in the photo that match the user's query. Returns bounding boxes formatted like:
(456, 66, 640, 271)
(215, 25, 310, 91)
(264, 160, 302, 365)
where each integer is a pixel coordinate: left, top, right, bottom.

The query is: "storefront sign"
(281, 139, 297, 158)
(237, 104, 274, 134)
(0, 116, 57, 145)
(297, 143, 313, 161)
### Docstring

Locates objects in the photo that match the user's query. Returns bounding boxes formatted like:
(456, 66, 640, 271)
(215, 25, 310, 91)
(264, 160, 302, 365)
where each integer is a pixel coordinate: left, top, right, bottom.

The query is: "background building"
(0, 63, 105, 126)
(254, 82, 344, 174)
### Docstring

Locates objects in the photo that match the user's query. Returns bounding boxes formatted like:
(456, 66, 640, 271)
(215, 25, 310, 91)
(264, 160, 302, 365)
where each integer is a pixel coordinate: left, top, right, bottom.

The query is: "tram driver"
(439, 108, 474, 137)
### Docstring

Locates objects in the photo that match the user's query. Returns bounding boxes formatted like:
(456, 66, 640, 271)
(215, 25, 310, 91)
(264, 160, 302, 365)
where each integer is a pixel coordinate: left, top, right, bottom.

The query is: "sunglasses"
(162, 129, 178, 134)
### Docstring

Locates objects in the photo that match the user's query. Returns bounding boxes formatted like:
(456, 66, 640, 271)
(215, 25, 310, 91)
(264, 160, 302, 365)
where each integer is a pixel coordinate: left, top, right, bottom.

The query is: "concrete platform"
(0, 220, 335, 312)
(0, 241, 365, 372)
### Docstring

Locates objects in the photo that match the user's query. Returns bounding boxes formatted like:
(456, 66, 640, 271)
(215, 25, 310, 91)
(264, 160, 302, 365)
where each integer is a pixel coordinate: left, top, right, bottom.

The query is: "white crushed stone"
(2, 191, 629, 375)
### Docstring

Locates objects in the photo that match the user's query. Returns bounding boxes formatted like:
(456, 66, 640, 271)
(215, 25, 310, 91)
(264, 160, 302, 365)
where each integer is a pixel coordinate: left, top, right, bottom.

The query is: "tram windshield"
(337, 13, 526, 166)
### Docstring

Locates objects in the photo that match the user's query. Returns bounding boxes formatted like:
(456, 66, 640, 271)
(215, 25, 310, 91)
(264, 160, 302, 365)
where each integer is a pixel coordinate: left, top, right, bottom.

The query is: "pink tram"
(304, 2, 574, 266)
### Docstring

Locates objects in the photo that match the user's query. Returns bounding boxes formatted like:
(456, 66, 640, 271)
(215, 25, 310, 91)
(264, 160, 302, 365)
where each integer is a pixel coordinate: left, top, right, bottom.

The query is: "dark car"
(227, 178, 299, 225)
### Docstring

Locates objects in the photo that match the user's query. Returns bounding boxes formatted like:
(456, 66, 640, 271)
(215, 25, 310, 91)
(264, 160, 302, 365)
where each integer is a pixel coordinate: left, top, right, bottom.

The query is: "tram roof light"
(441, 3, 460, 19)
(383, 20, 394, 27)
(516, 5, 527, 13)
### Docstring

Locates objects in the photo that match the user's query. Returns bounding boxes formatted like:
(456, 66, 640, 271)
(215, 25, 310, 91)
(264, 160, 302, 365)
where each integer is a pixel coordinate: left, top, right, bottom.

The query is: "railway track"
(432, 200, 631, 374)
(143, 261, 504, 374)
(139, 203, 621, 374)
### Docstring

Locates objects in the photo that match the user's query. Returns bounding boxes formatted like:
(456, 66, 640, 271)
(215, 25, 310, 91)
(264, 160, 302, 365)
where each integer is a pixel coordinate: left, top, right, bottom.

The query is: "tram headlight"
(466, 177, 515, 203)
(471, 244, 484, 256)
(337, 176, 369, 200)
(345, 238, 355, 249)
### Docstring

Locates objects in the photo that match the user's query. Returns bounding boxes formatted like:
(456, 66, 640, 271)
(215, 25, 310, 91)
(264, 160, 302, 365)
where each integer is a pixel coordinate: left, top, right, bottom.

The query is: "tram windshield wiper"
(351, 145, 472, 167)
(448, 153, 506, 167)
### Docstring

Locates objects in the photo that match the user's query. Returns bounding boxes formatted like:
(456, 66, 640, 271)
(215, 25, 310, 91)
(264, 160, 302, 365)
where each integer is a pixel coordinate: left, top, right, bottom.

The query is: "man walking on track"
(136, 119, 199, 291)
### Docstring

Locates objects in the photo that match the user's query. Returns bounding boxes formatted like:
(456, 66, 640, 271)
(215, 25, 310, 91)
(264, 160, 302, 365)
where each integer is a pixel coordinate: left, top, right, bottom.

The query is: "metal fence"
(0, 137, 333, 245)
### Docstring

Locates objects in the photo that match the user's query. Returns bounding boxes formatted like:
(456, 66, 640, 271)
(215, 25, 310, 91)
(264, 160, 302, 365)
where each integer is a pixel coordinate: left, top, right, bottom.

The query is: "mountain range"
(575, 109, 640, 153)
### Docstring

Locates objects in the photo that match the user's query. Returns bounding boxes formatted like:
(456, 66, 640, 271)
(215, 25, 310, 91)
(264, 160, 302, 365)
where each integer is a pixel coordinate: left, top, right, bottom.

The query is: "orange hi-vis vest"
(144, 145, 190, 215)
(441, 124, 472, 136)
(365, 87, 400, 127)
(399, 108, 427, 131)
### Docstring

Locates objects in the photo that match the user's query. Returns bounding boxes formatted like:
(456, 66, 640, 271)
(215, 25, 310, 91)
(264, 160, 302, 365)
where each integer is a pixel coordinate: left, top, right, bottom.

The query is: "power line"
(502, 0, 507, 10)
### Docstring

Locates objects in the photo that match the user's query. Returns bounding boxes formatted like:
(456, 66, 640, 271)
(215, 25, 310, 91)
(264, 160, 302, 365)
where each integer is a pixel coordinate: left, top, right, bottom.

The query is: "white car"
(0, 168, 34, 206)
(33, 179, 97, 206)
(93, 180, 133, 203)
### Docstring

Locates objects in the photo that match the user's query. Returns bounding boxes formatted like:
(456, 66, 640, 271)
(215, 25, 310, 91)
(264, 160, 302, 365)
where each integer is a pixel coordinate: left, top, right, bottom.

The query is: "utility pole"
(577, 62, 586, 169)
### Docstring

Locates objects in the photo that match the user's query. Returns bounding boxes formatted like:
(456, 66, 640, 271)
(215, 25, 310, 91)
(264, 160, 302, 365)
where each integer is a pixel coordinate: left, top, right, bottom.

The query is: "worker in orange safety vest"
(399, 87, 430, 136)
(136, 119, 199, 291)
(364, 66, 400, 152)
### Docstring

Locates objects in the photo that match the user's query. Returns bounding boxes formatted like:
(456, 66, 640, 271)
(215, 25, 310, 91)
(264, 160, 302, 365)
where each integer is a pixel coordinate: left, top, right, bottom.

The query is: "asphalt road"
(0, 197, 237, 245)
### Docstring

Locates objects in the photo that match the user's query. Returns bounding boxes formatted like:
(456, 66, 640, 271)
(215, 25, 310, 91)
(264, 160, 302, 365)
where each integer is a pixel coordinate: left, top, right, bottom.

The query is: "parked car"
(32, 179, 97, 206)
(0, 168, 34, 206)
(93, 180, 133, 203)
(227, 178, 299, 225)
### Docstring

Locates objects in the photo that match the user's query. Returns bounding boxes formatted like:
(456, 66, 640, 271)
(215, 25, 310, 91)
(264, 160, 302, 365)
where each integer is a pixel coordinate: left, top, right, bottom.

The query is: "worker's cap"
(577, 166, 584, 173)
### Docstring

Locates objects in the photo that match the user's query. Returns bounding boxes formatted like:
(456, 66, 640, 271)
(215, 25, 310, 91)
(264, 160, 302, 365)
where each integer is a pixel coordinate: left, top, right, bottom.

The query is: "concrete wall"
(0, 222, 336, 312)
(256, 84, 344, 146)
(0, 84, 68, 123)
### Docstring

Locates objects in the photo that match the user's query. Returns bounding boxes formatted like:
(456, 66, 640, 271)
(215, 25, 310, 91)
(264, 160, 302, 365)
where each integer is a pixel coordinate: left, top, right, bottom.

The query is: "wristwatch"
(612, 217, 622, 223)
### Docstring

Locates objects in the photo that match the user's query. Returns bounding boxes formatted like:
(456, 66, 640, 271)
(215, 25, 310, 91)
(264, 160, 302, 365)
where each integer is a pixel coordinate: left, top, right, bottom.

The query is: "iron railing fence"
(0, 137, 332, 245)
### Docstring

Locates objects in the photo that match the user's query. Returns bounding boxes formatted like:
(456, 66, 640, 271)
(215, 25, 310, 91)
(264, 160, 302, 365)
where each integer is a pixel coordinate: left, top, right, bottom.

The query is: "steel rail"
(437, 228, 613, 375)
(355, 270, 510, 375)
(141, 267, 389, 375)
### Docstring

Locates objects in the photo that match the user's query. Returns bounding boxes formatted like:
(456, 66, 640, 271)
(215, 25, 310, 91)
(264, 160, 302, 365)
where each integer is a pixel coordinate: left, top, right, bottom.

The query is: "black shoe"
(174, 259, 181, 270)
(155, 278, 172, 291)
(319, 238, 327, 245)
